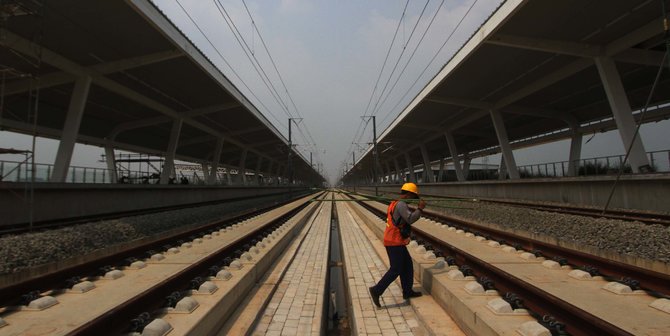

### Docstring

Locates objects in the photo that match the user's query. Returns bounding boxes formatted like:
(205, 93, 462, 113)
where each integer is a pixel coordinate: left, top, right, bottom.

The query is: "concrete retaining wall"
(346, 174, 670, 212)
(0, 183, 311, 226)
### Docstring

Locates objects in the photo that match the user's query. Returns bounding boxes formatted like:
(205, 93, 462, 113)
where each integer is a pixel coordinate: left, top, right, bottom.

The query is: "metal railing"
(0, 160, 282, 185)
(516, 149, 669, 178)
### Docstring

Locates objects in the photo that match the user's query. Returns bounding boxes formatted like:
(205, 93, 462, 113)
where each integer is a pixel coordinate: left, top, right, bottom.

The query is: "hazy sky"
(1, 0, 669, 183)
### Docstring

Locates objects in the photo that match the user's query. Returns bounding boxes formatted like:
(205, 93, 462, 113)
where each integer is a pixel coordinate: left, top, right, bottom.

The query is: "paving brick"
(337, 201, 427, 336)
(251, 202, 331, 335)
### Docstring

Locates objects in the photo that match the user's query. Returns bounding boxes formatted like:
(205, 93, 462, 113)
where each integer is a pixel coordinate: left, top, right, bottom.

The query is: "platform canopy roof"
(345, 0, 670, 181)
(0, 0, 323, 183)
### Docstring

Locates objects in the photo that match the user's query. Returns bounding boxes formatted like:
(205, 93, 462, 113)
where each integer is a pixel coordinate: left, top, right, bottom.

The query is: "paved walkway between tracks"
(337, 201, 429, 336)
(251, 201, 332, 336)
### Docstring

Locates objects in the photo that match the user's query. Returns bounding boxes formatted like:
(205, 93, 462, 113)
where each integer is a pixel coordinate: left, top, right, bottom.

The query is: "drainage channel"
(325, 193, 352, 335)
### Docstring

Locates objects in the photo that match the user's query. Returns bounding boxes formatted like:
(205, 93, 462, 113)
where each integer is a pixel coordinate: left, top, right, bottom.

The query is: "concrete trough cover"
(130, 261, 147, 269)
(240, 252, 253, 261)
(568, 269, 592, 280)
(228, 259, 243, 270)
(151, 253, 166, 261)
(650, 298, 670, 314)
(215, 270, 233, 280)
(518, 321, 551, 336)
(520, 252, 536, 260)
(25, 296, 58, 310)
(487, 298, 513, 314)
(602, 282, 633, 294)
(141, 318, 172, 336)
(104, 270, 124, 280)
(541, 260, 560, 269)
(447, 269, 465, 280)
(170, 297, 199, 313)
(502, 246, 517, 253)
(464, 281, 485, 294)
(432, 259, 447, 269)
(196, 281, 218, 294)
(69, 281, 95, 293)
(487, 241, 501, 248)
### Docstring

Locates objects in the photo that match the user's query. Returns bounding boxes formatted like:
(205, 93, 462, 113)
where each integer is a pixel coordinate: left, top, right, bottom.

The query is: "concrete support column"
(275, 164, 283, 185)
(264, 161, 274, 185)
(393, 158, 402, 183)
(201, 163, 210, 183)
(567, 132, 582, 177)
(50, 76, 92, 182)
(445, 131, 465, 181)
(490, 109, 520, 179)
(238, 149, 248, 185)
(404, 153, 416, 183)
(420, 144, 434, 183)
(498, 153, 508, 180)
(160, 118, 183, 184)
(254, 157, 263, 185)
(225, 166, 232, 185)
(462, 156, 472, 178)
(208, 138, 224, 185)
(384, 161, 392, 183)
(437, 158, 445, 182)
(595, 57, 650, 172)
(104, 143, 117, 183)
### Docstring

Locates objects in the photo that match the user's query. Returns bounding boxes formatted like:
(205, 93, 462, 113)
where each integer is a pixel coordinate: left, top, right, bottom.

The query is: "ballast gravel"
(429, 200, 670, 264)
(0, 195, 289, 275)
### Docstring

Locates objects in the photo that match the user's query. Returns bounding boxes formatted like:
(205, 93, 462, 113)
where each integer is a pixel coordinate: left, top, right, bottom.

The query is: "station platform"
(350, 174, 670, 212)
(0, 182, 310, 226)
(336, 198, 464, 336)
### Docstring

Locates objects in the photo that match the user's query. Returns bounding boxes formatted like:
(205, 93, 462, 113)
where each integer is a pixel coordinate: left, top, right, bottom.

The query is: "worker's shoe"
(369, 287, 381, 307)
(403, 290, 423, 299)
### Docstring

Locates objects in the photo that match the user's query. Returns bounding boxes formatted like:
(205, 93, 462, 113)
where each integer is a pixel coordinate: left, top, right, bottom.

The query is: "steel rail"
(69, 195, 322, 335)
(0, 192, 320, 309)
(345, 193, 666, 336)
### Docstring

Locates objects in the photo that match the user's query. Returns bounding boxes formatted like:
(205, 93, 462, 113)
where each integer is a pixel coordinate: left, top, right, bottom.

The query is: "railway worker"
(369, 182, 426, 307)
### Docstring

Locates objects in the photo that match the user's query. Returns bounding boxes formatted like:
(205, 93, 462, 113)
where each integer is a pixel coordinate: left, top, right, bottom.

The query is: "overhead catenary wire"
(211, 0, 293, 117)
(233, 0, 324, 168)
(369, 0, 432, 118)
(371, 0, 445, 118)
(173, 0, 288, 132)
(379, 0, 480, 128)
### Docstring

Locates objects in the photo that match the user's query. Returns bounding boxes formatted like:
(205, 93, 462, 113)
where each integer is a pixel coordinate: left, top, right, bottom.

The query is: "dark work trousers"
(371, 245, 414, 296)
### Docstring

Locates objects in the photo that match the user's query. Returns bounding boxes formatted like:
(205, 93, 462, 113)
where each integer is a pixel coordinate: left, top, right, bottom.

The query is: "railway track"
(424, 193, 670, 227)
(0, 192, 324, 335)
(342, 191, 670, 336)
(0, 191, 301, 236)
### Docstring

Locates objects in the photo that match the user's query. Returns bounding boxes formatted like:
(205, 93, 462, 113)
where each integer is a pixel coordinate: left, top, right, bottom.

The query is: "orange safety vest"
(383, 200, 409, 246)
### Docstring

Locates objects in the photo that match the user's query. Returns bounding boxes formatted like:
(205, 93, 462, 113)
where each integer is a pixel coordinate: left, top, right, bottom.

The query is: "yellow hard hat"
(401, 182, 419, 195)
